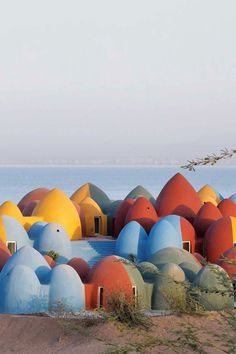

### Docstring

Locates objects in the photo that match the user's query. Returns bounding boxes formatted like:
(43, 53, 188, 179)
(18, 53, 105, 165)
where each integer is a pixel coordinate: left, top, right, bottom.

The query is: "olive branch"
(181, 148, 236, 171)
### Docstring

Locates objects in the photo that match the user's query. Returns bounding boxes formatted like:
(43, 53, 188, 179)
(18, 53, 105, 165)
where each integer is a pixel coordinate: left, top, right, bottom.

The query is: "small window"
(98, 287, 104, 308)
(234, 243, 236, 247)
(94, 217, 101, 234)
(183, 241, 191, 253)
(6, 241, 17, 255)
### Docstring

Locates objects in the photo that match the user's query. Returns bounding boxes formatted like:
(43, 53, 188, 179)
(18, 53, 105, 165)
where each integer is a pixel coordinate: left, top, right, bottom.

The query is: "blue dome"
(0, 265, 42, 314)
(0, 246, 51, 283)
(34, 223, 71, 263)
(229, 194, 236, 203)
(49, 264, 85, 312)
(115, 221, 147, 262)
(146, 218, 182, 258)
(2, 215, 31, 249)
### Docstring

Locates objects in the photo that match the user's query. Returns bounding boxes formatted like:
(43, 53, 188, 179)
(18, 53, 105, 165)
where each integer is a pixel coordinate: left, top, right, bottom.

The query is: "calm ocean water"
(0, 165, 235, 204)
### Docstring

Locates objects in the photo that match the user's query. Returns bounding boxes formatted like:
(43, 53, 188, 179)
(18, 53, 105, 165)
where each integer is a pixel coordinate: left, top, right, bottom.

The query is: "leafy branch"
(181, 148, 236, 171)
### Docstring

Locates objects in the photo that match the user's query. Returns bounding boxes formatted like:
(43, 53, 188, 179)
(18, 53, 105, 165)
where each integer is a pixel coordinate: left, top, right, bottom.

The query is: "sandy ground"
(0, 311, 235, 354)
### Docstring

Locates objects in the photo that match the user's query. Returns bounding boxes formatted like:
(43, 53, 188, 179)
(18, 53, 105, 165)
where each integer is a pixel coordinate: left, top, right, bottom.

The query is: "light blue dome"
(2, 215, 31, 249)
(0, 246, 51, 283)
(146, 218, 182, 258)
(34, 223, 71, 263)
(0, 265, 42, 314)
(49, 264, 85, 312)
(115, 221, 147, 262)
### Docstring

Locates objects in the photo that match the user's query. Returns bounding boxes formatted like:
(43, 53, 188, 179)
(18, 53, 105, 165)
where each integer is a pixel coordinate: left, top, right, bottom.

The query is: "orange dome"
(44, 255, 56, 268)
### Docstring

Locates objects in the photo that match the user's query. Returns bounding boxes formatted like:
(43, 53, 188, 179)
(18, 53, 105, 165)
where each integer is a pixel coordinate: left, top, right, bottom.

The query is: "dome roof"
(124, 197, 158, 233)
(125, 185, 155, 204)
(71, 183, 110, 211)
(198, 184, 223, 205)
(148, 247, 199, 268)
(218, 199, 236, 217)
(18, 188, 49, 212)
(193, 202, 222, 236)
(0, 264, 42, 314)
(33, 188, 82, 240)
(114, 198, 135, 237)
(204, 216, 236, 263)
(115, 221, 147, 262)
(156, 173, 202, 221)
(49, 264, 85, 312)
(0, 245, 51, 283)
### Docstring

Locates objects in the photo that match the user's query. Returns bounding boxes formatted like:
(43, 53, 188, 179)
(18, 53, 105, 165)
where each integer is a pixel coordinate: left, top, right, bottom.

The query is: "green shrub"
(47, 250, 59, 261)
(106, 291, 151, 329)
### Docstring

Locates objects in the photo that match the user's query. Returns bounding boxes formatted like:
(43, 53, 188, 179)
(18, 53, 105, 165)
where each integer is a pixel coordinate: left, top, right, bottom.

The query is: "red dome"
(204, 217, 234, 263)
(193, 202, 222, 237)
(156, 173, 202, 222)
(218, 199, 236, 217)
(88, 256, 133, 308)
(114, 198, 135, 237)
(0, 240, 11, 270)
(22, 200, 39, 216)
(125, 197, 158, 233)
(67, 257, 90, 282)
(217, 247, 236, 279)
(44, 255, 56, 268)
(18, 188, 49, 212)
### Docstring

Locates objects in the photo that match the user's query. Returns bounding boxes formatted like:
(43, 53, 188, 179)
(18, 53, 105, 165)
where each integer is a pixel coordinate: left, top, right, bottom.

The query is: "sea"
(0, 165, 235, 205)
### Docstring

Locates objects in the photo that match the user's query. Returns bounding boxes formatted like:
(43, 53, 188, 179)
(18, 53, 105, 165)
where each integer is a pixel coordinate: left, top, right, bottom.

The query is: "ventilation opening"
(98, 287, 104, 308)
(94, 216, 101, 234)
(183, 241, 191, 253)
(6, 241, 17, 255)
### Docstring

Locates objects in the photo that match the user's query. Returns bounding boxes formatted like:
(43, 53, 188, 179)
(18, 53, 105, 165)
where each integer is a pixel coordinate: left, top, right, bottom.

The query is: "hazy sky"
(0, 1, 236, 164)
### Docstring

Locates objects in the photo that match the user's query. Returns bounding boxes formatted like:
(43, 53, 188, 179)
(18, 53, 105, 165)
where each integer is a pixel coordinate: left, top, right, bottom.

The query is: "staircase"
(71, 240, 117, 267)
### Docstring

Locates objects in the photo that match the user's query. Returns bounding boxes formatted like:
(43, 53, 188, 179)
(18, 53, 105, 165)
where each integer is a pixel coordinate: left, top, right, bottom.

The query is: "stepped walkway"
(71, 237, 116, 267)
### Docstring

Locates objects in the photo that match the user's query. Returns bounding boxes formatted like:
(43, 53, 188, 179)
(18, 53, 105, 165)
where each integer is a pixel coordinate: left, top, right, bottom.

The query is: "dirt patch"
(0, 311, 235, 353)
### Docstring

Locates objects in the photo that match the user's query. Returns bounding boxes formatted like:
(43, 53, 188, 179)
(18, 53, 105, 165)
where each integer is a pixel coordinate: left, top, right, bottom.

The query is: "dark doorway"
(94, 216, 101, 234)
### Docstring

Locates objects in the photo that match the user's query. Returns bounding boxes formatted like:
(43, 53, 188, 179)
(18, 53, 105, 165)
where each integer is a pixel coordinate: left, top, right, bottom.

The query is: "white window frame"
(182, 241, 191, 253)
(6, 241, 17, 255)
(98, 286, 104, 308)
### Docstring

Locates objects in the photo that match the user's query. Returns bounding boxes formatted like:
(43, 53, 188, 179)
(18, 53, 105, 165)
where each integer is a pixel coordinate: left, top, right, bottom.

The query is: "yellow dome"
(33, 188, 82, 240)
(198, 184, 220, 205)
(0, 201, 23, 223)
(0, 217, 6, 242)
(71, 184, 90, 205)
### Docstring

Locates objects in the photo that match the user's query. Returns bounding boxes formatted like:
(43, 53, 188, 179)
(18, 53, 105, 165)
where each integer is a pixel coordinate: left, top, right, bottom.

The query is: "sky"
(0, 1, 236, 164)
